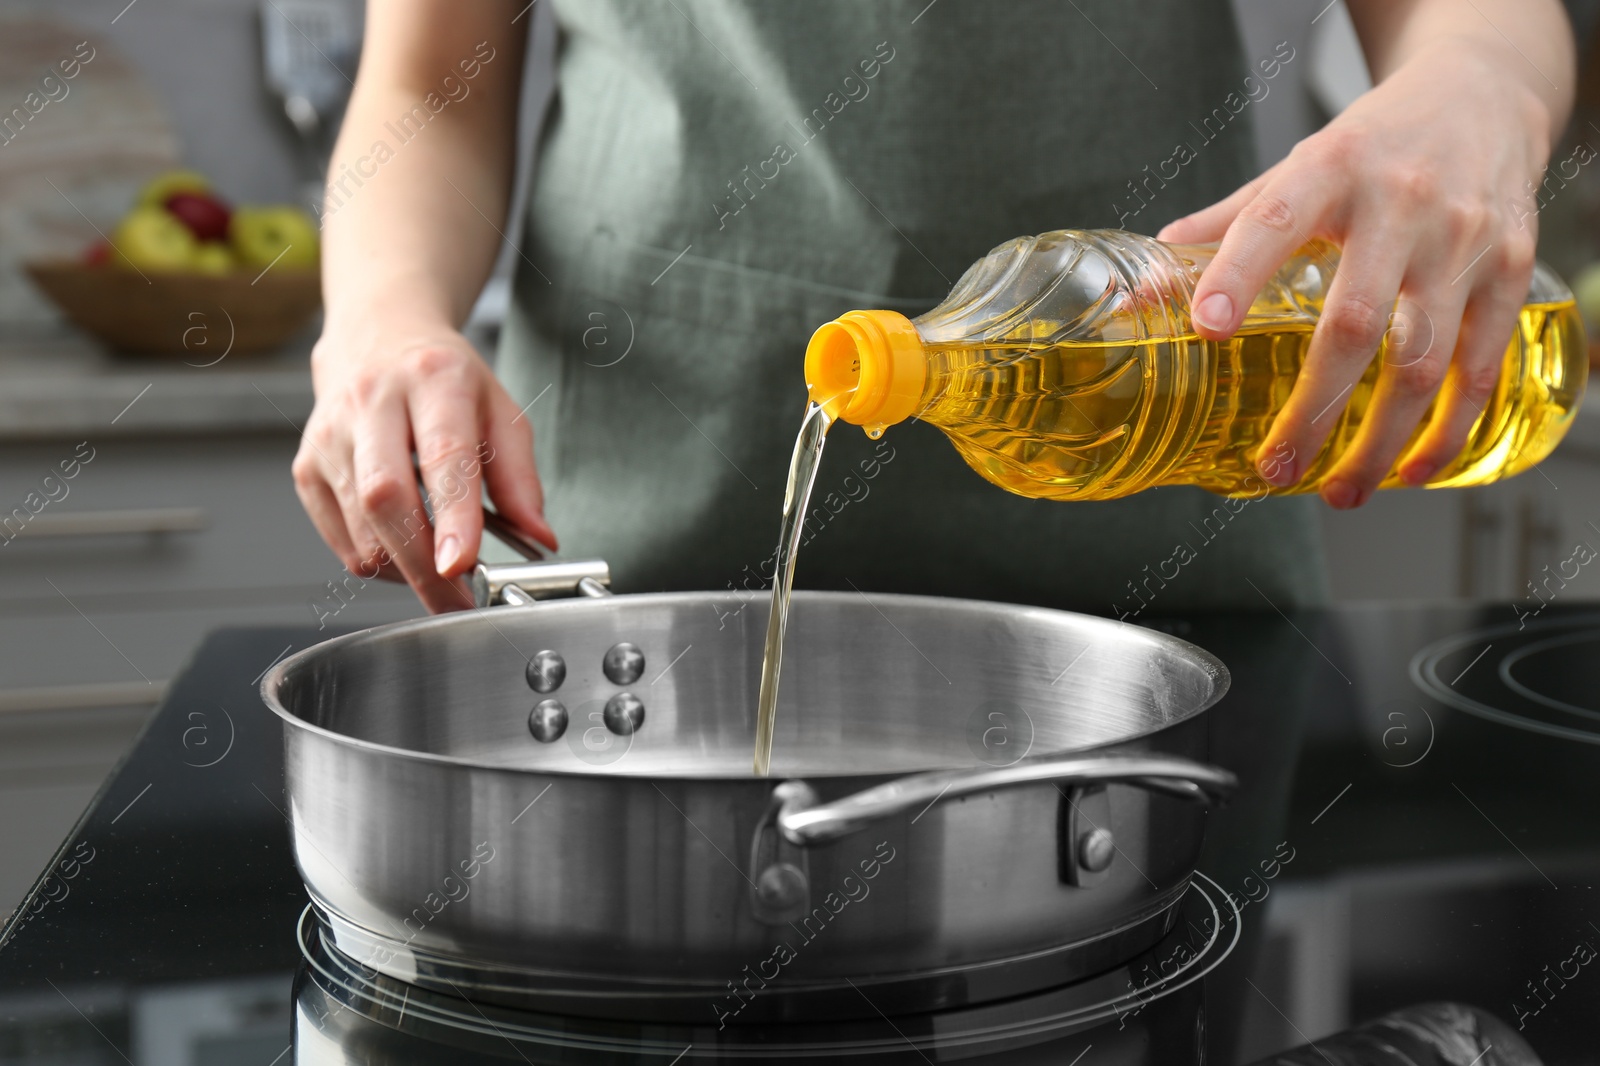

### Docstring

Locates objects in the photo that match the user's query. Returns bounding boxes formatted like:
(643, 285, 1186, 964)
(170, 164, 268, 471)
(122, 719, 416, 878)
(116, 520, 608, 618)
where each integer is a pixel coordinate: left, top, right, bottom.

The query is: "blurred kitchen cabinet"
(0, 430, 420, 921)
(0, 434, 422, 683)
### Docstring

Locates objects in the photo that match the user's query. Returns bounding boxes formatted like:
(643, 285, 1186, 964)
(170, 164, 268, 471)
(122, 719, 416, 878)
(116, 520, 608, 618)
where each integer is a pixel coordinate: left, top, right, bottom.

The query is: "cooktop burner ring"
(294, 872, 1240, 1056)
(1498, 629, 1600, 721)
(1411, 613, 1600, 745)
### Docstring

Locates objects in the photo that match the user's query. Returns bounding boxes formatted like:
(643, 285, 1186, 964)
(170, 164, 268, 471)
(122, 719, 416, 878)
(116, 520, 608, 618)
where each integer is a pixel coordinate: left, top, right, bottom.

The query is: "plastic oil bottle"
(803, 230, 1586, 500)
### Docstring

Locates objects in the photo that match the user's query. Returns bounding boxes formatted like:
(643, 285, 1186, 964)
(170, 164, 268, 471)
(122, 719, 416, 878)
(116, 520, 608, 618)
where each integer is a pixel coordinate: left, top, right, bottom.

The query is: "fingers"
(1398, 266, 1530, 484)
(352, 385, 468, 613)
(1187, 167, 1338, 339)
(1257, 234, 1411, 498)
(1164, 43, 1554, 509)
(1317, 285, 1466, 507)
(483, 386, 559, 553)
(330, 461, 405, 584)
(298, 333, 554, 614)
(293, 464, 360, 570)
(410, 357, 487, 580)
(292, 434, 401, 582)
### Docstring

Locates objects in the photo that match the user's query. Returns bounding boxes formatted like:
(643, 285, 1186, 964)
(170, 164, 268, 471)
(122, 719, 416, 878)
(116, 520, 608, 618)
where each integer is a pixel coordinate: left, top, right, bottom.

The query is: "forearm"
(1347, 0, 1575, 140)
(320, 1, 524, 333)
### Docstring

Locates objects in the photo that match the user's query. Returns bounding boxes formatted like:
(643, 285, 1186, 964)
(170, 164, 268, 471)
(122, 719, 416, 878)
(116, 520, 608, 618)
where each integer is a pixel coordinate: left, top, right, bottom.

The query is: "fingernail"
(1322, 479, 1361, 510)
(537, 512, 559, 552)
(1194, 292, 1234, 333)
(1399, 458, 1438, 485)
(435, 534, 461, 575)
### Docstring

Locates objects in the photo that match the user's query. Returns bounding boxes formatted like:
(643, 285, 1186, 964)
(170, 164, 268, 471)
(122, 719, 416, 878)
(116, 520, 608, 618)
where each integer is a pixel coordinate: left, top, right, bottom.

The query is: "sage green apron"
(498, 0, 1329, 614)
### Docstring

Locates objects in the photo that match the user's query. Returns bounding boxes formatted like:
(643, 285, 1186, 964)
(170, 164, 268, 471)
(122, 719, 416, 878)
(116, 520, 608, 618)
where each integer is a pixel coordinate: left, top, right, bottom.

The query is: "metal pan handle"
(408, 459, 610, 607)
(481, 507, 549, 563)
(775, 752, 1237, 846)
(473, 502, 611, 607)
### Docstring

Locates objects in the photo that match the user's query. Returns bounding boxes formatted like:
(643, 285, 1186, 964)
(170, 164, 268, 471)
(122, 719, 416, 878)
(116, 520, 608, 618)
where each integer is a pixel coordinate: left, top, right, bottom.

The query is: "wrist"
(320, 293, 457, 345)
(322, 258, 460, 332)
(312, 305, 470, 382)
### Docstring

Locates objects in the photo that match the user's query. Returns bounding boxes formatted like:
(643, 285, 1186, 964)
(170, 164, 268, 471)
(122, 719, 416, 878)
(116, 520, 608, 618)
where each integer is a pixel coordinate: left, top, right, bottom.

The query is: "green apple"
(136, 169, 212, 208)
(192, 242, 234, 276)
(110, 205, 200, 272)
(229, 205, 320, 270)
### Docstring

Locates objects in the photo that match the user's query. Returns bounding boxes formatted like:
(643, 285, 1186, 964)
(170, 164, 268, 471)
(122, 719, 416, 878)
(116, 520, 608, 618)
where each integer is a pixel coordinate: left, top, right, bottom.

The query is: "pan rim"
(259, 589, 1231, 781)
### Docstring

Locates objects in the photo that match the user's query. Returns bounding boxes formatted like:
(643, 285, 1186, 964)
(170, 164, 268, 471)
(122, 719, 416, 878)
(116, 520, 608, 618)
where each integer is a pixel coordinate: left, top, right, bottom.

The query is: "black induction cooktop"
(1, 606, 1598, 1065)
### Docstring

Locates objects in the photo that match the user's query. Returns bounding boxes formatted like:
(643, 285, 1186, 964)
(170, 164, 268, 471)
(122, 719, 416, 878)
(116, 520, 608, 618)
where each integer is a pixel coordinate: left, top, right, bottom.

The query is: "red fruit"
(162, 191, 232, 243)
(82, 239, 111, 266)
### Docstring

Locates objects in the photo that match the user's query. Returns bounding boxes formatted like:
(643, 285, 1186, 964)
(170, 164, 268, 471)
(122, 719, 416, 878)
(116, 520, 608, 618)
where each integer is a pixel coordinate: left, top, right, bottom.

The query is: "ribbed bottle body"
(907, 231, 1584, 500)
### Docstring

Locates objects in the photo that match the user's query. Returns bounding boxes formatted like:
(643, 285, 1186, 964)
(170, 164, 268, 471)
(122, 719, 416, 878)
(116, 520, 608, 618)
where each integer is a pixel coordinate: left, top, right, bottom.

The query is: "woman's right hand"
(292, 311, 558, 614)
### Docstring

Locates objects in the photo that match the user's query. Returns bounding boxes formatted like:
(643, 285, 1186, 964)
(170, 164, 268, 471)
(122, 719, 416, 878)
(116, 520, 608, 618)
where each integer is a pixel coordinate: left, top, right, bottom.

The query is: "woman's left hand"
(1159, 28, 1567, 509)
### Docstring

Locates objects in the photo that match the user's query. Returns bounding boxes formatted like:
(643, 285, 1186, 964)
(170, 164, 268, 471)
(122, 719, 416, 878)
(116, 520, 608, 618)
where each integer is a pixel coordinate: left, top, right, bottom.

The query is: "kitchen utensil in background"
(263, 537, 1237, 1023)
(258, 0, 359, 210)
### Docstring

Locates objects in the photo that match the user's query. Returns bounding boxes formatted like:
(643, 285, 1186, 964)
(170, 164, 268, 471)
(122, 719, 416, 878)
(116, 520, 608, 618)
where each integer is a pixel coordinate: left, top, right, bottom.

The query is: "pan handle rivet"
(529, 699, 569, 742)
(1078, 828, 1115, 873)
(526, 650, 567, 693)
(603, 643, 646, 685)
(755, 863, 808, 911)
(603, 692, 645, 735)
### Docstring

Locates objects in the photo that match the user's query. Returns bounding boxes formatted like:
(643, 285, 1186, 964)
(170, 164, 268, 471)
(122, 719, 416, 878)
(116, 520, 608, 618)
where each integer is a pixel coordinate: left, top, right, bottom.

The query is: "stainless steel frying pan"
(262, 541, 1235, 1023)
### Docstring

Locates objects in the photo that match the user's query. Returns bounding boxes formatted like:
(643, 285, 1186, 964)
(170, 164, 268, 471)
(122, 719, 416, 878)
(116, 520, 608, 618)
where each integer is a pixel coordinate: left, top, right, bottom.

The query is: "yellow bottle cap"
(804, 309, 926, 436)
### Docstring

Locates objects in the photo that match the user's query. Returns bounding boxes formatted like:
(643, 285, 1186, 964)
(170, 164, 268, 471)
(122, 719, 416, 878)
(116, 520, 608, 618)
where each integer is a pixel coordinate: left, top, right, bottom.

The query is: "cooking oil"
(763, 231, 1584, 773)
(804, 232, 1586, 500)
(753, 401, 831, 777)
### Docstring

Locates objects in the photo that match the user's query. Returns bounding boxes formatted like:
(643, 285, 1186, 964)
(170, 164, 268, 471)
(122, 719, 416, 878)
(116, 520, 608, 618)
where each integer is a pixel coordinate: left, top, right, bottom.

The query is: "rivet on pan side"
(1078, 827, 1115, 873)
(526, 650, 567, 693)
(603, 643, 645, 685)
(529, 699, 569, 743)
(603, 692, 645, 735)
(755, 863, 808, 911)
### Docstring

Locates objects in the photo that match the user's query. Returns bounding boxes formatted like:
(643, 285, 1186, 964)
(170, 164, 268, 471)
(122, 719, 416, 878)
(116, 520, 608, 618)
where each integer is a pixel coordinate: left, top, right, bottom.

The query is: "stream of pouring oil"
(753, 402, 833, 776)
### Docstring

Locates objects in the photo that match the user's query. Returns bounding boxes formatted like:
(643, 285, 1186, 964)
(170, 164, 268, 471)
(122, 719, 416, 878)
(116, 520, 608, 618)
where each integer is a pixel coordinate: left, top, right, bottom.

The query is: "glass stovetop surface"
(2, 607, 1599, 1064)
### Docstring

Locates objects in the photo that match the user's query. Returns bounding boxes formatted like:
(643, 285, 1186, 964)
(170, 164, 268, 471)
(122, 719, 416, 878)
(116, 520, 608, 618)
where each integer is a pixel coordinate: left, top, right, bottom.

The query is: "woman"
(292, 0, 1575, 616)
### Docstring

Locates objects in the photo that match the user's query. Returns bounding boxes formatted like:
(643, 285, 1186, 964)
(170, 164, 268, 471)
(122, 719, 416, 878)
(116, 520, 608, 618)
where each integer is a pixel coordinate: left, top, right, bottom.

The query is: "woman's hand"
(293, 2, 538, 611)
(293, 312, 557, 614)
(1160, 11, 1572, 509)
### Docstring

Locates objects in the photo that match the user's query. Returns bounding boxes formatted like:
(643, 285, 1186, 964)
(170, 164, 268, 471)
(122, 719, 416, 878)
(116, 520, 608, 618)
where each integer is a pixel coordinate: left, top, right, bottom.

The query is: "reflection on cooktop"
(294, 876, 1237, 1062)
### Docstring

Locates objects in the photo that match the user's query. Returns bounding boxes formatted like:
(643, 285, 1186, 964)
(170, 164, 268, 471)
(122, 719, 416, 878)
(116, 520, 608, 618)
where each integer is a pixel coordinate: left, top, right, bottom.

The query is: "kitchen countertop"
(1, 604, 1598, 1064)
(0, 330, 316, 440)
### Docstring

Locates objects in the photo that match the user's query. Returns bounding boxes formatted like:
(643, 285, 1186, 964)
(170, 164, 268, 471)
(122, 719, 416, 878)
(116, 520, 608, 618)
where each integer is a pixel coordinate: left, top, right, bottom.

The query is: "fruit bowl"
(25, 261, 321, 357)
